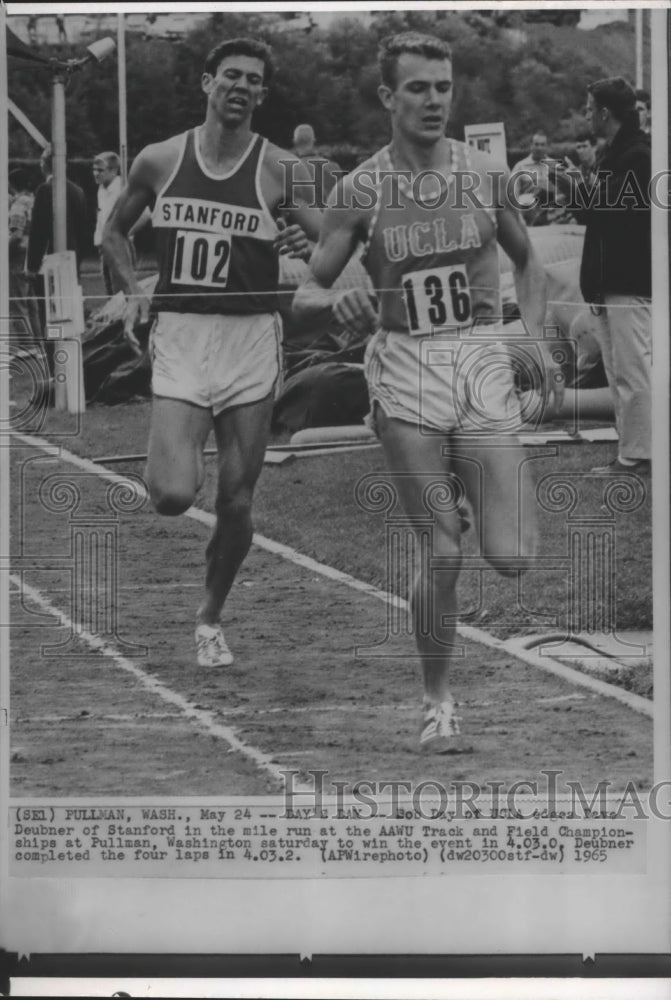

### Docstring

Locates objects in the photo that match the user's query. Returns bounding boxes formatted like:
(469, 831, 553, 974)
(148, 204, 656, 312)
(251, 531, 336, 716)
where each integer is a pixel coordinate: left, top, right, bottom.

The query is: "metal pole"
(7, 98, 50, 149)
(0, 7, 11, 919)
(51, 69, 69, 410)
(51, 69, 68, 253)
(118, 12, 128, 184)
(1, 8, 10, 346)
(635, 8, 643, 89)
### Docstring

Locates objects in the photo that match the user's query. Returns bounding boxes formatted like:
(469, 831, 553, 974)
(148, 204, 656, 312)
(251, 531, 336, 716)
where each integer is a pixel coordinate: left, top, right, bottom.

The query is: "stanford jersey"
(361, 142, 503, 335)
(152, 129, 279, 315)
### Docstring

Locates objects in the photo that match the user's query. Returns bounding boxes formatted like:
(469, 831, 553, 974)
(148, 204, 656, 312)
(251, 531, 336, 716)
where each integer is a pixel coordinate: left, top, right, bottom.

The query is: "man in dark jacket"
(554, 77, 651, 474)
(26, 148, 89, 276)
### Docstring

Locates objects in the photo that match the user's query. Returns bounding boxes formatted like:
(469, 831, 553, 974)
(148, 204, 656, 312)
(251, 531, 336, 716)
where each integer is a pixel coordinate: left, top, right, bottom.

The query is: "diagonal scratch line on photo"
(11, 431, 652, 719)
(9, 571, 294, 788)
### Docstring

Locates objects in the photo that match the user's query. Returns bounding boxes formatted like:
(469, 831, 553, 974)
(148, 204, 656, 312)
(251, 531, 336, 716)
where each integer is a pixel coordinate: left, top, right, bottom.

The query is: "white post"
(635, 8, 644, 89)
(51, 72, 68, 255)
(0, 8, 9, 348)
(51, 69, 70, 411)
(118, 12, 128, 184)
(0, 8, 10, 900)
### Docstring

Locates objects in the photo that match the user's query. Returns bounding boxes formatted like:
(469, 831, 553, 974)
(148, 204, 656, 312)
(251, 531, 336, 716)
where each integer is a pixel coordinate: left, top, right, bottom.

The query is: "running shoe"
(195, 622, 234, 667)
(419, 701, 471, 754)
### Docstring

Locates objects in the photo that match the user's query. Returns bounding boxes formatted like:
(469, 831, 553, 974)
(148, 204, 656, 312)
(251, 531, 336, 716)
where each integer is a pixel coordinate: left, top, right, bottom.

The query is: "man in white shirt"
(510, 131, 562, 225)
(511, 132, 550, 182)
(93, 152, 124, 295)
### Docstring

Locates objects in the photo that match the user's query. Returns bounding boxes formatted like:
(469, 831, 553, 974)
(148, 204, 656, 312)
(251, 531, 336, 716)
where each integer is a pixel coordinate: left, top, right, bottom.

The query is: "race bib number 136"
(402, 264, 471, 335)
(171, 230, 232, 288)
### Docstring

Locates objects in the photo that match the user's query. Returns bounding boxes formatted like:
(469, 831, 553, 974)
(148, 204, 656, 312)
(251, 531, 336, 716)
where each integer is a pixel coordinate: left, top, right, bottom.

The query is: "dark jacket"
(27, 176, 89, 274)
(573, 117, 651, 301)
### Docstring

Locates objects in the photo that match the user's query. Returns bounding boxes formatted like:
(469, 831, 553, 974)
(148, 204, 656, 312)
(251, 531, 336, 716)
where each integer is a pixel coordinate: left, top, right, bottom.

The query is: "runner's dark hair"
(204, 38, 274, 84)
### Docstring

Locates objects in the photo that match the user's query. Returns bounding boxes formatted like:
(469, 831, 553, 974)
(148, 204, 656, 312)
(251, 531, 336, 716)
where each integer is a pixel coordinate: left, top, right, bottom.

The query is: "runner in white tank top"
(295, 32, 564, 753)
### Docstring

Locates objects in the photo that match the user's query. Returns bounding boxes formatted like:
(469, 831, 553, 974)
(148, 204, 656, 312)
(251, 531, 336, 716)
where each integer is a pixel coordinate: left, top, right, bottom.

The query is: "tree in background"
(8, 10, 641, 166)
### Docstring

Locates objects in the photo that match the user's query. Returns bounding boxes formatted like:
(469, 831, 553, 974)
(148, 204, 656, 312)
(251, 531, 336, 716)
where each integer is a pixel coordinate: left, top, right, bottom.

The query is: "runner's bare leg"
(375, 408, 462, 707)
(198, 394, 275, 625)
(452, 435, 538, 577)
(146, 397, 213, 515)
(377, 413, 539, 707)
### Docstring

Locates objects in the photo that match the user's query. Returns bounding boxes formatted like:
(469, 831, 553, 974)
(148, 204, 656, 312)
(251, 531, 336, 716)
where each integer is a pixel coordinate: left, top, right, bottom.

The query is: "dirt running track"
(10, 436, 652, 796)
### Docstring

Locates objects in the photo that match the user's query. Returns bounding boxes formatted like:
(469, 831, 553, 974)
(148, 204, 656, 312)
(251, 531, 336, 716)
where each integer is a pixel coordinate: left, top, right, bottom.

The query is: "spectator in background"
(553, 77, 651, 475)
(573, 131, 598, 184)
(27, 15, 38, 46)
(512, 130, 550, 176)
(93, 151, 123, 295)
(27, 147, 88, 277)
(55, 14, 67, 44)
(9, 169, 34, 222)
(510, 131, 563, 225)
(555, 132, 598, 225)
(8, 171, 40, 343)
(292, 124, 341, 209)
(635, 88, 651, 134)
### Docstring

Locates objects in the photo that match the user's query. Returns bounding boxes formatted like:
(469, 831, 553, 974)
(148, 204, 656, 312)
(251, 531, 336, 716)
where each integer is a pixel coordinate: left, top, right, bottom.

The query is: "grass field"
(72, 262, 652, 647)
(32, 391, 653, 641)
(8, 338, 654, 796)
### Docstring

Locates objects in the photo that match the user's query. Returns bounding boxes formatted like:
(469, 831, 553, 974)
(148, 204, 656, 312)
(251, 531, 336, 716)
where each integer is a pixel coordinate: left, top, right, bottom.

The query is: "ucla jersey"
(152, 129, 279, 315)
(361, 142, 502, 335)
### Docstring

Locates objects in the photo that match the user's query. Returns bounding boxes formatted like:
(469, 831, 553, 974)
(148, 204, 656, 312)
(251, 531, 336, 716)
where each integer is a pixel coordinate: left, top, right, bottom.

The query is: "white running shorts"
(364, 327, 523, 435)
(150, 311, 282, 416)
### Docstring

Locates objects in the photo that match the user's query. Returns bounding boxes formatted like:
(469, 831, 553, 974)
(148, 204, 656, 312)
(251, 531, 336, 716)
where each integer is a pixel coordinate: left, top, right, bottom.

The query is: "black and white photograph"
(1, 0, 669, 969)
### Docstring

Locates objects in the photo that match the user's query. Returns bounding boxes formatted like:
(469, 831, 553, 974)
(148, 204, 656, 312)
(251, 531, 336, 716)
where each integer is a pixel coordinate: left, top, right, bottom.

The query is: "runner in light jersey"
(104, 38, 322, 669)
(295, 32, 563, 753)
(361, 140, 501, 337)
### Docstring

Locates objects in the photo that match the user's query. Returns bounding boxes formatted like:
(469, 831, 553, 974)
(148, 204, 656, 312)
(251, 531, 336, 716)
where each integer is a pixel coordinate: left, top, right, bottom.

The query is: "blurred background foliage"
(8, 8, 646, 171)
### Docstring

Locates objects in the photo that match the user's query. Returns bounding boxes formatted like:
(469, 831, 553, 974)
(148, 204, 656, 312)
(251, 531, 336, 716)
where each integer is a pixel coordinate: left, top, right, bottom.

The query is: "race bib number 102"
(402, 264, 472, 335)
(171, 230, 232, 287)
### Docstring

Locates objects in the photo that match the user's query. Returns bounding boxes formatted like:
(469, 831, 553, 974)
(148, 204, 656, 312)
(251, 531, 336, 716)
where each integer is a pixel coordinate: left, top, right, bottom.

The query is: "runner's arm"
(293, 178, 376, 336)
(269, 153, 324, 260)
(280, 155, 324, 238)
(496, 190, 565, 415)
(102, 146, 167, 353)
(496, 199, 547, 338)
(102, 148, 157, 297)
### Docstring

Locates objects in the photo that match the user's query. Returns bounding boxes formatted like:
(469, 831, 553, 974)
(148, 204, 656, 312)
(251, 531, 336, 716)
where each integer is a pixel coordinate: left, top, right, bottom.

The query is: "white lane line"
(459, 627, 652, 718)
(14, 713, 187, 723)
(13, 704, 416, 723)
(11, 431, 406, 610)
(10, 583, 205, 594)
(9, 573, 291, 787)
(11, 431, 653, 718)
